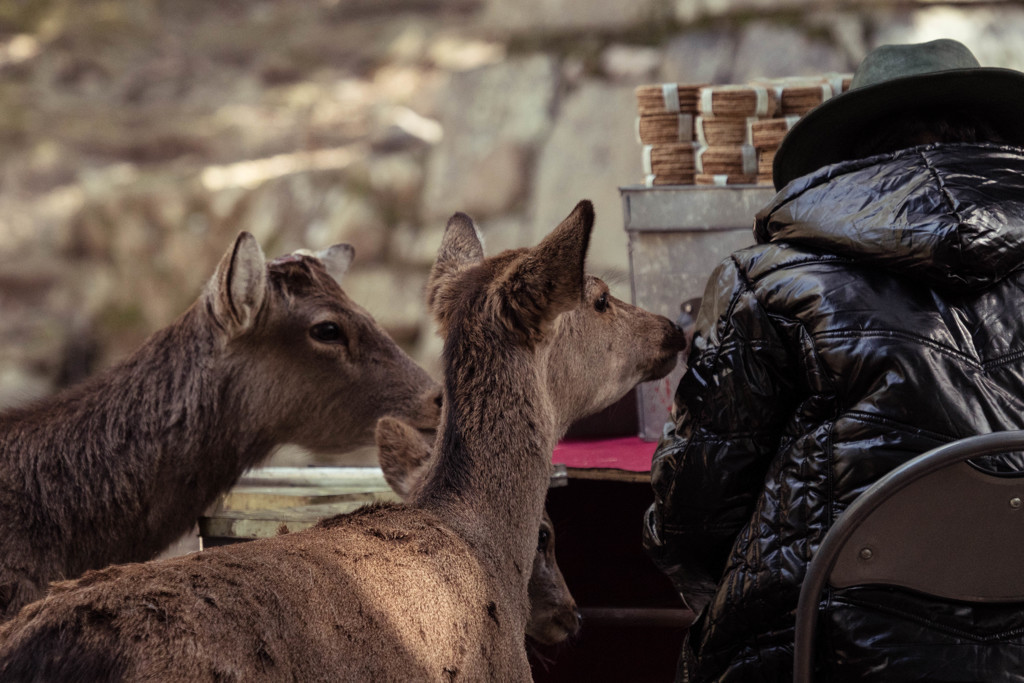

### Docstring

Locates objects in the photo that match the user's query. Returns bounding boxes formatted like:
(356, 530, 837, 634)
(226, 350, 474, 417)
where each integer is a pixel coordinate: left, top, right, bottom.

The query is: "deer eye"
(537, 527, 551, 553)
(310, 321, 346, 344)
(594, 293, 609, 313)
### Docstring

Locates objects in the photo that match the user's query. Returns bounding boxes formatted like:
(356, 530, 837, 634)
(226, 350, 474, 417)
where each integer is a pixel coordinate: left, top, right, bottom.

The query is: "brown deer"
(0, 232, 441, 622)
(375, 415, 580, 646)
(0, 201, 686, 681)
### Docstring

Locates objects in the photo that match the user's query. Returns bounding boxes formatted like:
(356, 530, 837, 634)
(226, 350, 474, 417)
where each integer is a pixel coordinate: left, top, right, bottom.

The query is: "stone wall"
(2, 0, 1023, 411)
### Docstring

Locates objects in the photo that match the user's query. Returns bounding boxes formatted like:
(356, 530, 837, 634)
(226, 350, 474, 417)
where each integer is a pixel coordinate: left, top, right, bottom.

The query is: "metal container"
(621, 185, 775, 441)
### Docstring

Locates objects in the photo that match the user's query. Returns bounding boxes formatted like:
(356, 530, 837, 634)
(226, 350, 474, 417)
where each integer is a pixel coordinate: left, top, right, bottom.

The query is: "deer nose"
(402, 384, 443, 432)
(426, 385, 443, 412)
(662, 319, 690, 353)
(425, 385, 444, 424)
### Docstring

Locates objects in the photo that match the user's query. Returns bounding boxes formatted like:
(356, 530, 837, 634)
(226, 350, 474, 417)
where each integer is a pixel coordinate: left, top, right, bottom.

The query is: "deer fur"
(0, 232, 441, 622)
(375, 416, 580, 645)
(0, 201, 687, 681)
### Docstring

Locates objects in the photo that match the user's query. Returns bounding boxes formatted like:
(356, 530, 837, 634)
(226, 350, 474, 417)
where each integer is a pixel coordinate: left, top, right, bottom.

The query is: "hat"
(772, 39, 1024, 190)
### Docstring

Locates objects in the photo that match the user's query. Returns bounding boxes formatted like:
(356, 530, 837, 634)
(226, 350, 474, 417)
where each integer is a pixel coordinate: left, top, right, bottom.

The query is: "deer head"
(424, 206, 688, 441)
(426, 205, 590, 350)
(206, 232, 441, 454)
(527, 512, 580, 645)
(544, 275, 688, 436)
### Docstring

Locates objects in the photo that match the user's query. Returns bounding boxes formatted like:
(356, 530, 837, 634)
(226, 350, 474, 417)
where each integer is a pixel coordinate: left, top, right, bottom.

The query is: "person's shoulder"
(730, 241, 845, 283)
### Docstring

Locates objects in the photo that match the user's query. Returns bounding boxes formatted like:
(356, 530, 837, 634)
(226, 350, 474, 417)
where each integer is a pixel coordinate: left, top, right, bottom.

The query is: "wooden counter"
(200, 464, 567, 545)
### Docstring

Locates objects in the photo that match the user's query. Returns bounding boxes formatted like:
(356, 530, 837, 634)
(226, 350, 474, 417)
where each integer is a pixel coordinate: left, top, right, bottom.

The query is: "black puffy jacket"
(644, 143, 1024, 682)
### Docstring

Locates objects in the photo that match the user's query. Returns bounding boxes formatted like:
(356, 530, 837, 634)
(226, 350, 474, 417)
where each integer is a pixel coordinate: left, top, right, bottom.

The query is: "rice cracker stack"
(632, 74, 852, 187)
(694, 115, 757, 146)
(635, 82, 704, 145)
(756, 74, 853, 116)
(757, 147, 776, 181)
(635, 82, 706, 116)
(634, 82, 704, 185)
(642, 142, 698, 186)
(750, 116, 799, 184)
(697, 84, 778, 119)
(694, 144, 758, 186)
(749, 116, 801, 149)
(636, 112, 696, 144)
(689, 85, 774, 186)
(745, 73, 849, 184)
(776, 79, 835, 116)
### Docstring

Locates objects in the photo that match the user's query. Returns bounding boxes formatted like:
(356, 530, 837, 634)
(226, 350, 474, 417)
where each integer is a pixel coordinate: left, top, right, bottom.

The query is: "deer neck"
(1, 304, 274, 572)
(413, 342, 555, 596)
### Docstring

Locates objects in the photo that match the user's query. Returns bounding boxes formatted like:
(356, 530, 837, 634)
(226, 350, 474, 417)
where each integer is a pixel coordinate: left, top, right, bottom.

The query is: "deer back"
(0, 507, 504, 682)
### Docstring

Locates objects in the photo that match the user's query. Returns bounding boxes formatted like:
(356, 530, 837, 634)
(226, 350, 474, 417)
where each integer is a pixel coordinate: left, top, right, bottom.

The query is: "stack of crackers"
(749, 74, 852, 184)
(634, 83, 706, 185)
(635, 73, 852, 187)
(693, 84, 777, 186)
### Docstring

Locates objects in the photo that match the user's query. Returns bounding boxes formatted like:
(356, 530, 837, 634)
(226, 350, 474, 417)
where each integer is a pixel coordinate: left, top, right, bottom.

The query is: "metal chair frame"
(793, 430, 1024, 682)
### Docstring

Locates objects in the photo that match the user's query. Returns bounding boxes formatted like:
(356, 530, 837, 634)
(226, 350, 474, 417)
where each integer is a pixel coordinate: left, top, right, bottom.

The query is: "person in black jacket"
(644, 39, 1024, 682)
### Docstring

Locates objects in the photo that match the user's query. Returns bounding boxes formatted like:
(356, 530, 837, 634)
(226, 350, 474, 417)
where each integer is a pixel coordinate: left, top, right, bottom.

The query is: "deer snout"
(528, 600, 582, 646)
(557, 603, 582, 640)
(395, 382, 441, 423)
(640, 317, 689, 382)
(422, 384, 443, 423)
(665, 319, 691, 353)
(403, 383, 443, 438)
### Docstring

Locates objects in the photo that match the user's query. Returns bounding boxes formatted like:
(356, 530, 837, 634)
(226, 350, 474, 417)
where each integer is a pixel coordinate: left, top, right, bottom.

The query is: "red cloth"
(552, 436, 658, 472)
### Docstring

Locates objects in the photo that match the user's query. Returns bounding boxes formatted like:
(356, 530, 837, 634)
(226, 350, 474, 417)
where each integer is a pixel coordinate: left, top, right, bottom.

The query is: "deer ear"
(316, 244, 355, 285)
(427, 212, 485, 316)
(375, 416, 433, 500)
(209, 232, 267, 336)
(434, 212, 484, 277)
(500, 200, 593, 337)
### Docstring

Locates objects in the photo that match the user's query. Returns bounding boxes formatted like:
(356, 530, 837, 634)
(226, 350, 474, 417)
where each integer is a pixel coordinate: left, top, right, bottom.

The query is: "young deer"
(0, 232, 441, 622)
(0, 201, 686, 681)
(375, 415, 580, 646)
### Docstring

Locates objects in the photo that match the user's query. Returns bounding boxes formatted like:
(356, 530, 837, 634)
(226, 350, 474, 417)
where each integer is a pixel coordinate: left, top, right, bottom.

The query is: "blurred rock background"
(1, 0, 1022, 448)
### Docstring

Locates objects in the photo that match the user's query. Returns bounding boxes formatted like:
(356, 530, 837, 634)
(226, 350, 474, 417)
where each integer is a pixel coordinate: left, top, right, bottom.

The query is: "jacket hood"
(754, 143, 1024, 290)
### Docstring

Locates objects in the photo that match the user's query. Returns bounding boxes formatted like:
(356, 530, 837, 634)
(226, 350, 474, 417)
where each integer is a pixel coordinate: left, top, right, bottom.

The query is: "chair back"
(792, 431, 1024, 682)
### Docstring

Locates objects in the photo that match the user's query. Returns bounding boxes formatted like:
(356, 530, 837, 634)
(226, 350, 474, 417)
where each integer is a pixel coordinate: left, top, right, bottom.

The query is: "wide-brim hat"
(773, 39, 1024, 190)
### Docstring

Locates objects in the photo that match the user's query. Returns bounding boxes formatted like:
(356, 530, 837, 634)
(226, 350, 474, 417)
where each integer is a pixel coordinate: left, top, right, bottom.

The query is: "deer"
(0, 231, 441, 622)
(0, 200, 688, 681)
(375, 415, 580, 646)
